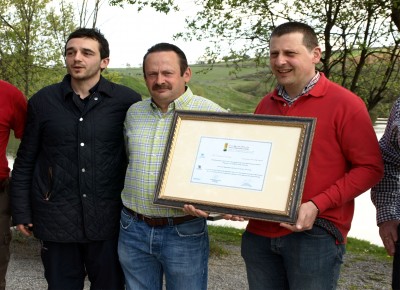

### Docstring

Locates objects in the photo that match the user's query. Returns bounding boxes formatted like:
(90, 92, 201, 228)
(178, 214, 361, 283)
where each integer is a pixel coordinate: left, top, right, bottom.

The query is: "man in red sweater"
(240, 22, 384, 289)
(0, 80, 27, 290)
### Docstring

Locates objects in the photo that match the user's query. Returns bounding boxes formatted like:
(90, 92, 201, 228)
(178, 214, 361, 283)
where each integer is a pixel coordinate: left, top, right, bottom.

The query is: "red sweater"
(0, 80, 27, 178)
(246, 73, 384, 243)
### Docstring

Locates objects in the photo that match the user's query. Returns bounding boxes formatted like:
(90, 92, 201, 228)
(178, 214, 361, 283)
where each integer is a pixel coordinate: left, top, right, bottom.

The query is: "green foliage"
(208, 225, 243, 257)
(110, 69, 150, 98)
(208, 225, 390, 261)
(103, 69, 122, 83)
(111, 60, 397, 116)
(208, 225, 243, 246)
(108, 0, 178, 13)
(6, 135, 20, 158)
(344, 237, 390, 261)
(110, 62, 270, 113)
(110, 0, 400, 114)
(2, 0, 398, 114)
(209, 240, 230, 257)
(0, 0, 76, 97)
(190, 62, 273, 110)
(183, 0, 400, 113)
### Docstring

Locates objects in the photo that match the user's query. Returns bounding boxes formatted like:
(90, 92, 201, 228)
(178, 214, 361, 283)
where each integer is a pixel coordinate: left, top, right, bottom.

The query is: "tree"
(184, 0, 400, 115)
(77, 0, 103, 28)
(109, 0, 400, 116)
(292, 0, 400, 114)
(0, 0, 107, 98)
(0, 0, 76, 97)
(381, 0, 400, 31)
(108, 0, 178, 13)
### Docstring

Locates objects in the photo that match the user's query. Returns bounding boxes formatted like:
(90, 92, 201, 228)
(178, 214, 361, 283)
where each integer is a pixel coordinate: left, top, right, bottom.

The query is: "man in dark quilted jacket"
(10, 28, 141, 290)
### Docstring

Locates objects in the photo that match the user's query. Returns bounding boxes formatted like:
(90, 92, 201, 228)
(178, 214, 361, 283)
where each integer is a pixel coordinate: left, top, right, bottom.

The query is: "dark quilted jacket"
(11, 75, 141, 242)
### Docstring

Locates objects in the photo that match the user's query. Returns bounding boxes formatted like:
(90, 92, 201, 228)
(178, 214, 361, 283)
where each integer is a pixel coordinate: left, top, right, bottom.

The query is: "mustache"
(152, 84, 171, 90)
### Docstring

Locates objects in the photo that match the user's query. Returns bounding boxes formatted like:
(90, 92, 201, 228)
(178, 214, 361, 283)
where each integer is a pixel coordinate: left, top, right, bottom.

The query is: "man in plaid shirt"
(372, 97, 400, 289)
(118, 42, 226, 290)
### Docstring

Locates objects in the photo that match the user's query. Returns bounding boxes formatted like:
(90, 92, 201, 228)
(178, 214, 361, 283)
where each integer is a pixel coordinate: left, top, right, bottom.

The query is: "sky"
(91, 1, 209, 68)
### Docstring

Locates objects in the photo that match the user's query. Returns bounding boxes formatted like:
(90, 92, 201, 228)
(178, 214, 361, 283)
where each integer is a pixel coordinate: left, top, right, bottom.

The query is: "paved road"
(5, 229, 90, 289)
(4, 229, 248, 290)
(6, 229, 47, 289)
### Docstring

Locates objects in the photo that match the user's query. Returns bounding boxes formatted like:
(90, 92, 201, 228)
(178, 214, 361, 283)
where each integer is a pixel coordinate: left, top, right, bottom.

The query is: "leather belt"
(123, 206, 197, 227)
(0, 178, 9, 192)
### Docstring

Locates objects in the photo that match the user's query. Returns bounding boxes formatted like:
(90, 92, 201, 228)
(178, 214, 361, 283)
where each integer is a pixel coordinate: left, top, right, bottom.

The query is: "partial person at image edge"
(371, 97, 400, 290)
(0, 80, 27, 290)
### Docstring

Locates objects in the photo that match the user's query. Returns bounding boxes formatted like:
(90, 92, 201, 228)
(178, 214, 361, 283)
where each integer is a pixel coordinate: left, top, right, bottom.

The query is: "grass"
(209, 225, 243, 246)
(208, 225, 244, 257)
(208, 225, 391, 261)
(109, 62, 272, 114)
(11, 229, 29, 243)
(346, 236, 390, 261)
(11, 223, 392, 269)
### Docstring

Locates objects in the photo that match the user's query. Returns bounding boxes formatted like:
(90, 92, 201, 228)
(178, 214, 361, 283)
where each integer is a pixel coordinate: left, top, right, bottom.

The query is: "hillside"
(111, 61, 273, 113)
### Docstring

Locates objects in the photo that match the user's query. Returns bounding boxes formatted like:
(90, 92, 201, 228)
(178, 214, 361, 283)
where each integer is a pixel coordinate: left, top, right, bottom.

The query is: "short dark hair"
(271, 22, 319, 51)
(64, 28, 109, 59)
(142, 43, 188, 76)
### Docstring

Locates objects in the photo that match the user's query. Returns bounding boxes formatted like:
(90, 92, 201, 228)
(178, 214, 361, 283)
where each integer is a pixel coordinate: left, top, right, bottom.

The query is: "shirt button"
(82, 194, 87, 198)
(81, 168, 86, 172)
(79, 117, 83, 121)
(283, 103, 287, 107)
(94, 97, 98, 101)
(80, 142, 85, 146)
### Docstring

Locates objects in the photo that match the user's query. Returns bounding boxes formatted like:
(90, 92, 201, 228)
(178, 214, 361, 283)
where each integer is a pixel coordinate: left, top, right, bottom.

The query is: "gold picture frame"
(154, 110, 316, 223)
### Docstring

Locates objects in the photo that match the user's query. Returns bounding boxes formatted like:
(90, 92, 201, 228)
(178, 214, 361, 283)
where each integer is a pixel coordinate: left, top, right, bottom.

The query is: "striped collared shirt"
(277, 72, 320, 105)
(122, 87, 226, 217)
(371, 97, 400, 224)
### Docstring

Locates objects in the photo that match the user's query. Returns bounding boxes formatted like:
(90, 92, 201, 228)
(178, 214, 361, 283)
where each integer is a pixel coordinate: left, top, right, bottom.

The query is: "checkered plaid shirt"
(371, 97, 400, 224)
(277, 72, 320, 105)
(122, 87, 226, 217)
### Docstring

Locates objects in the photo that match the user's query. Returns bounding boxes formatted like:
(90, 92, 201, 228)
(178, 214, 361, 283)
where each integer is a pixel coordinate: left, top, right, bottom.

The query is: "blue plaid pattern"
(371, 97, 400, 224)
(277, 72, 320, 106)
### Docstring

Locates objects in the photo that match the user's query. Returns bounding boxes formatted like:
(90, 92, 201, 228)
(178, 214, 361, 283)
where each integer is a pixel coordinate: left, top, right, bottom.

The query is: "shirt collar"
(277, 72, 321, 105)
(61, 74, 110, 99)
(150, 86, 194, 111)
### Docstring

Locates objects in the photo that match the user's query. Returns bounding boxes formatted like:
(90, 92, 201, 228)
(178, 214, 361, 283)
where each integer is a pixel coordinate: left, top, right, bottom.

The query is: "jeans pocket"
(120, 208, 133, 230)
(303, 225, 331, 239)
(175, 217, 206, 237)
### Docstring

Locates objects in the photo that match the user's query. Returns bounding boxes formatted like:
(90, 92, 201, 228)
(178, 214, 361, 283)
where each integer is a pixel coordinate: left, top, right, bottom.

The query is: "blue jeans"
(241, 226, 345, 290)
(118, 208, 209, 290)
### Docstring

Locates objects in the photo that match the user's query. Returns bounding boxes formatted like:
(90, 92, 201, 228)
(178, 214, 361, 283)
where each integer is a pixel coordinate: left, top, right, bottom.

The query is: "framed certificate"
(154, 110, 316, 223)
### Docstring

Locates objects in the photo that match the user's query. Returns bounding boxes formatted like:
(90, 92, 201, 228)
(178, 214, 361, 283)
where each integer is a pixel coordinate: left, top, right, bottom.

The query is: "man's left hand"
(280, 201, 319, 232)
